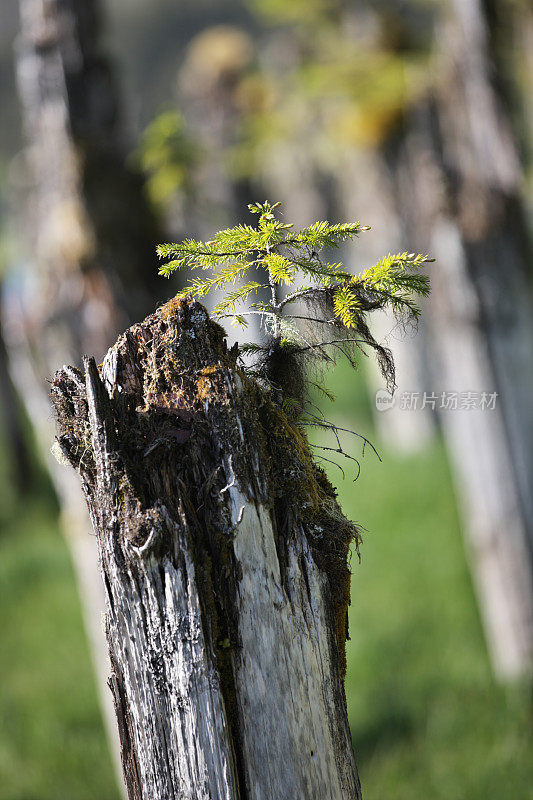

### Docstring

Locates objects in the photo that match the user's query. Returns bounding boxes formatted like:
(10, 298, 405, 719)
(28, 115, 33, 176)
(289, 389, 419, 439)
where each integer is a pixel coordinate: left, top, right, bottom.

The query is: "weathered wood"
(51, 298, 362, 800)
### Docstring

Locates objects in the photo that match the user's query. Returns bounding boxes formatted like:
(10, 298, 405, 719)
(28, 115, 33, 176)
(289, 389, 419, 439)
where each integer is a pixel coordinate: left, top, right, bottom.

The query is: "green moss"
(239, 386, 360, 678)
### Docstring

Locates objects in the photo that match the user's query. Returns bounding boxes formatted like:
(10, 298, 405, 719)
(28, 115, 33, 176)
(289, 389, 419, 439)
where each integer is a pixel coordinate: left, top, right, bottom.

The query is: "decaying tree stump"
(51, 297, 362, 800)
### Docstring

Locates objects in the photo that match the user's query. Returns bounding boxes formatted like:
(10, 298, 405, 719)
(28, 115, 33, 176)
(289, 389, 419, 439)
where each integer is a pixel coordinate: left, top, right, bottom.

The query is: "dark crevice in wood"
(103, 571, 115, 614)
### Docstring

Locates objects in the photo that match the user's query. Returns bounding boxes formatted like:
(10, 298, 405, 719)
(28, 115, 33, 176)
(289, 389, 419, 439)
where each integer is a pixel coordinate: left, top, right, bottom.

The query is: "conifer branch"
(157, 200, 431, 475)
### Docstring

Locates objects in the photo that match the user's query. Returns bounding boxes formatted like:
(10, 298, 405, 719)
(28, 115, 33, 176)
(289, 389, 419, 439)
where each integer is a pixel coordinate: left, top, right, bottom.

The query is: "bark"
(10, 0, 161, 782)
(392, 0, 533, 678)
(51, 297, 362, 800)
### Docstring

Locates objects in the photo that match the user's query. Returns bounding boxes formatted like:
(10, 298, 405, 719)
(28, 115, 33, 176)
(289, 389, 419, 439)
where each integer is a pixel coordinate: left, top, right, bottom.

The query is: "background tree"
(9, 0, 164, 784)
(391, 0, 533, 678)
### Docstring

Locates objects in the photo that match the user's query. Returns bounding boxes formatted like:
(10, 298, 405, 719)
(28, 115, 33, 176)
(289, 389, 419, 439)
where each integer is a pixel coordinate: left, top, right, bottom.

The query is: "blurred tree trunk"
(178, 27, 256, 236)
(394, 0, 533, 678)
(0, 282, 31, 494)
(9, 0, 162, 786)
(177, 26, 273, 344)
(337, 149, 435, 452)
(51, 298, 362, 800)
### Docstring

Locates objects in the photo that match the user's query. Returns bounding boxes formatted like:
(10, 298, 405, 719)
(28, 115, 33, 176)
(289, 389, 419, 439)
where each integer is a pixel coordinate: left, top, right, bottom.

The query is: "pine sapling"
(157, 200, 431, 476)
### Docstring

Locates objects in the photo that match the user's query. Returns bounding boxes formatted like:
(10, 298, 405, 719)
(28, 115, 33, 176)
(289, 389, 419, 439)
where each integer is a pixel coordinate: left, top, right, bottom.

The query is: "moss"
(50, 373, 96, 479)
(159, 294, 188, 320)
(195, 365, 227, 403)
(236, 383, 360, 678)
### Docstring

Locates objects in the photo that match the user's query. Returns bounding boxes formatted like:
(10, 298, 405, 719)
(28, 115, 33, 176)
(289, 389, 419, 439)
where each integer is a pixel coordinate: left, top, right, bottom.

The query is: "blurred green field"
(341, 440, 533, 799)
(0, 466, 119, 800)
(1, 365, 532, 799)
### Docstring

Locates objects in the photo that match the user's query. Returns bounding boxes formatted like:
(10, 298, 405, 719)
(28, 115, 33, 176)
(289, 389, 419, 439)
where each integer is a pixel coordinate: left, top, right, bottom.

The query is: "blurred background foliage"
(1, 0, 533, 798)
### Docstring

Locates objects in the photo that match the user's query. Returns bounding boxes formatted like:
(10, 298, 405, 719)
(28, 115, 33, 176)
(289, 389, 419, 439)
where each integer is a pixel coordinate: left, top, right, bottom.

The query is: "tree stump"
(51, 298, 362, 800)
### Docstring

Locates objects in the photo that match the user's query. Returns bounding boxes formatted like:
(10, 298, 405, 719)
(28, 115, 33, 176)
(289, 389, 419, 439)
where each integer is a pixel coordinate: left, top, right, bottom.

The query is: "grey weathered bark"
(51, 297, 362, 800)
(9, 0, 161, 783)
(392, 0, 533, 678)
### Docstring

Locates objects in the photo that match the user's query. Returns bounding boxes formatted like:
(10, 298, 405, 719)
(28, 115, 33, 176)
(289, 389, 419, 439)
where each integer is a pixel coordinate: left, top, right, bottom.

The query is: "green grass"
(320, 361, 533, 799)
(1, 360, 532, 799)
(0, 457, 119, 800)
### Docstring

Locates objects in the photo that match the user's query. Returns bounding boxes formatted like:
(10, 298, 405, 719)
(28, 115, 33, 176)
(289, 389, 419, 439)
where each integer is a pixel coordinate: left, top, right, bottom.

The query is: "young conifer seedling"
(157, 201, 431, 476)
